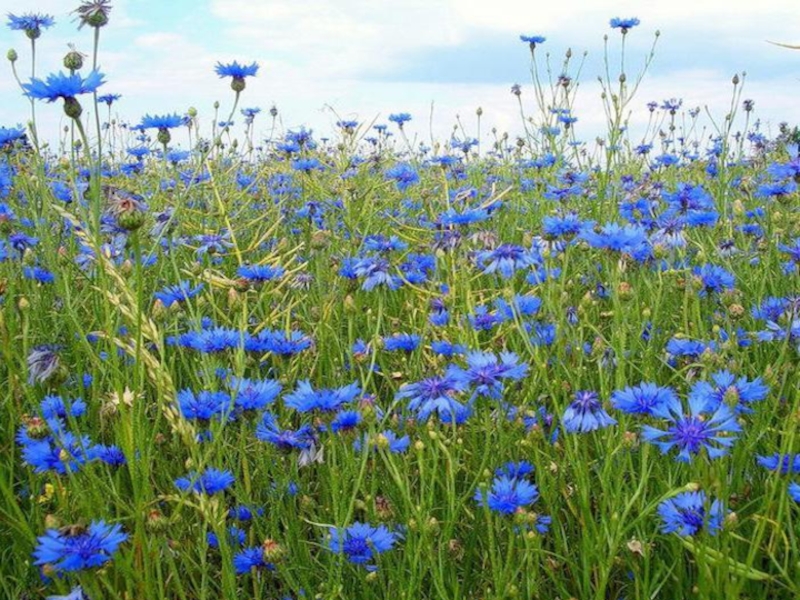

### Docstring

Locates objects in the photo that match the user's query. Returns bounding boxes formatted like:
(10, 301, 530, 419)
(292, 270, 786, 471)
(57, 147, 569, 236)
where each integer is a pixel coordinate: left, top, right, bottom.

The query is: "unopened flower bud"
(7, 48, 18, 63)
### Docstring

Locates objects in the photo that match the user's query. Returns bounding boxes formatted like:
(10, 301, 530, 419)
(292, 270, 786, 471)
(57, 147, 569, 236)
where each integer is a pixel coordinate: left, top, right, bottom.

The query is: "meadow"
(1, 5, 799, 600)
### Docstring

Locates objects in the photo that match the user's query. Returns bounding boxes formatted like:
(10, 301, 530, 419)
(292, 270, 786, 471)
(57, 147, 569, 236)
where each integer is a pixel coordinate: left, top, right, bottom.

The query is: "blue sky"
(2, 0, 799, 151)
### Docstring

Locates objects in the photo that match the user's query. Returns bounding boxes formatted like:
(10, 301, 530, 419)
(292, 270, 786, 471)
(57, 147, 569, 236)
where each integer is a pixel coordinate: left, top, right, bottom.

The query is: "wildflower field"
(1, 6, 799, 600)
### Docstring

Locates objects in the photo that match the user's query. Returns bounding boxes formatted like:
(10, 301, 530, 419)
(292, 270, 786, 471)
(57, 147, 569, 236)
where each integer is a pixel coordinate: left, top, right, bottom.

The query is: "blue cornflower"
(495, 461, 535, 480)
(284, 381, 360, 413)
(353, 430, 410, 454)
(658, 491, 725, 536)
(327, 522, 398, 568)
(383, 333, 421, 353)
(610, 383, 678, 416)
(215, 61, 259, 91)
(20, 432, 95, 474)
(207, 526, 246, 549)
(351, 256, 402, 291)
(397, 371, 471, 423)
(610, 17, 640, 32)
(154, 281, 204, 307)
(456, 351, 528, 399)
(139, 113, 184, 130)
(175, 468, 235, 495)
(40, 395, 87, 421)
(362, 234, 408, 253)
(562, 390, 617, 433)
(229, 377, 282, 412)
(237, 263, 285, 282)
(778, 238, 800, 274)
(23, 266, 54, 283)
(7, 13, 55, 38)
(0, 125, 27, 149)
(581, 222, 650, 260)
(292, 157, 324, 173)
(256, 412, 314, 451)
(233, 547, 274, 574)
(790, 483, 800, 502)
(476, 244, 540, 278)
(23, 70, 105, 118)
(46, 587, 88, 600)
(688, 371, 769, 413)
(520, 34, 546, 47)
(665, 337, 710, 366)
(542, 213, 588, 240)
(693, 264, 735, 296)
(475, 475, 539, 514)
(97, 93, 121, 106)
(245, 328, 313, 356)
(388, 112, 412, 127)
(641, 395, 741, 462)
(384, 163, 419, 191)
(176, 389, 232, 422)
(330, 410, 362, 433)
(466, 305, 503, 331)
(756, 454, 800, 474)
(33, 520, 127, 573)
(430, 340, 465, 357)
(94, 444, 126, 467)
(170, 326, 244, 353)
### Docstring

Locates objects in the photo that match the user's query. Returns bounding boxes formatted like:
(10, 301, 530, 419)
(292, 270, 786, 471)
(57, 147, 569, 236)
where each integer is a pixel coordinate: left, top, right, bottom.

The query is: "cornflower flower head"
(22, 70, 106, 119)
(610, 17, 640, 33)
(641, 395, 741, 462)
(245, 328, 313, 356)
(176, 389, 232, 422)
(475, 474, 539, 514)
(388, 112, 412, 127)
(40, 395, 86, 421)
(789, 483, 800, 502)
(255, 411, 314, 451)
(284, 380, 360, 413)
(383, 333, 421, 353)
(352, 256, 402, 291)
(175, 468, 235, 495)
(327, 522, 398, 569)
(610, 383, 678, 416)
(562, 390, 617, 433)
(688, 370, 769, 413)
(495, 460, 535, 480)
(97, 93, 121, 106)
(476, 244, 540, 278)
(33, 520, 127, 573)
(46, 586, 88, 600)
(693, 264, 735, 296)
(154, 281, 203, 307)
(756, 453, 800, 475)
(229, 377, 282, 412)
(214, 60, 259, 92)
(657, 491, 726, 536)
(384, 162, 419, 191)
(233, 547, 274, 574)
(139, 113, 184, 145)
(455, 351, 529, 399)
(520, 34, 546, 48)
(396, 371, 471, 423)
(236, 263, 285, 283)
(7, 13, 55, 39)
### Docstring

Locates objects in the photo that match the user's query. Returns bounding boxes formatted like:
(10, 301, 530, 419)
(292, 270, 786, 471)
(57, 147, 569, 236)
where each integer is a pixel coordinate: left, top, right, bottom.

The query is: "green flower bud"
(63, 97, 83, 120)
(7, 48, 18, 63)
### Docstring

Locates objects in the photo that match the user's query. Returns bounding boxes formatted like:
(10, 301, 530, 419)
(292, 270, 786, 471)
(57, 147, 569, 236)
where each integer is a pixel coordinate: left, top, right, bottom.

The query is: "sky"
(1, 0, 799, 153)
